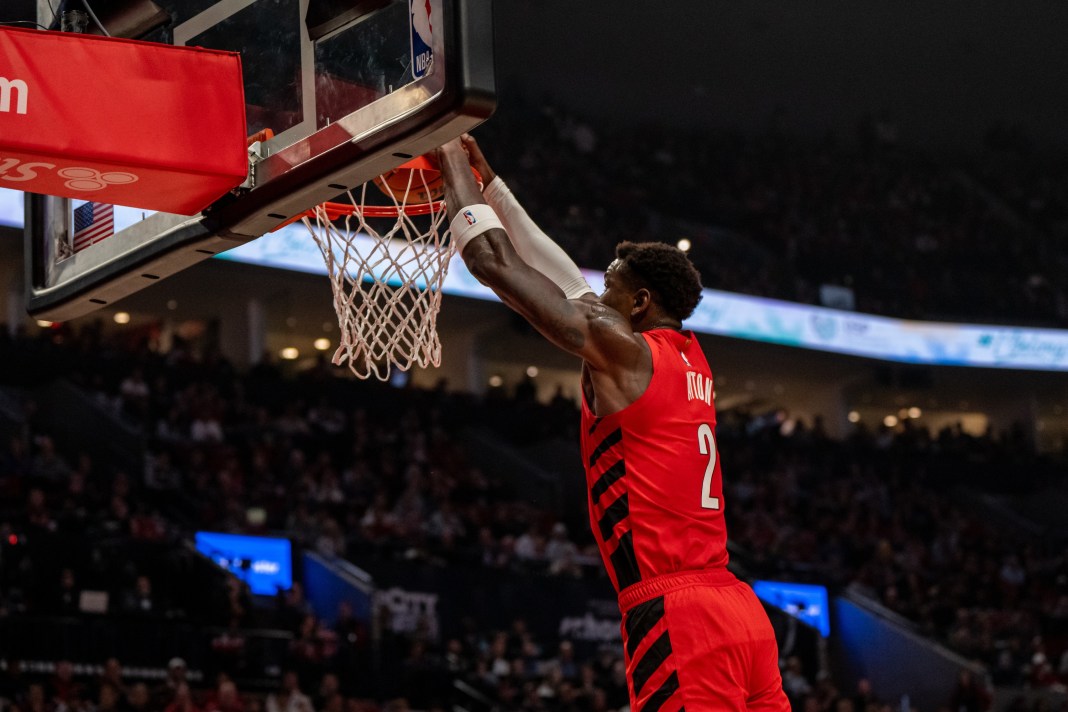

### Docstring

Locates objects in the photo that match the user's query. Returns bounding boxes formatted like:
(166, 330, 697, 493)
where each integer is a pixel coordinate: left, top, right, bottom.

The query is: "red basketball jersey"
(580, 329, 729, 594)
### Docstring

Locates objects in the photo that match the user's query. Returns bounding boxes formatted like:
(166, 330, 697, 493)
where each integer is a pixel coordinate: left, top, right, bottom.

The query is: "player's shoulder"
(577, 300, 650, 385)
(585, 302, 647, 351)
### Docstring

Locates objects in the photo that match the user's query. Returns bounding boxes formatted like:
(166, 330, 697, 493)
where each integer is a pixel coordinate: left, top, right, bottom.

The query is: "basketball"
(372, 166, 445, 204)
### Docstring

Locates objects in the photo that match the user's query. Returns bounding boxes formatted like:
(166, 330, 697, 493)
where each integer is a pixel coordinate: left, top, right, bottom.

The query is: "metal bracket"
(240, 141, 271, 190)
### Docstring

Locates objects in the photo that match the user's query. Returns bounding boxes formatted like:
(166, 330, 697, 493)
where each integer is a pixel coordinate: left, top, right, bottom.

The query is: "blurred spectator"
(51, 569, 80, 616)
(122, 576, 157, 616)
(0, 660, 28, 708)
(24, 683, 52, 712)
(276, 584, 313, 632)
(544, 641, 579, 681)
(853, 678, 877, 711)
(312, 675, 339, 712)
(31, 437, 71, 484)
(545, 523, 581, 577)
(153, 659, 188, 709)
(119, 369, 151, 421)
(49, 662, 81, 709)
(96, 683, 122, 712)
(163, 684, 200, 712)
(203, 680, 244, 712)
(26, 489, 56, 535)
(265, 672, 313, 712)
(97, 659, 126, 700)
(948, 669, 991, 712)
(782, 656, 813, 702)
(129, 506, 167, 542)
(121, 684, 151, 712)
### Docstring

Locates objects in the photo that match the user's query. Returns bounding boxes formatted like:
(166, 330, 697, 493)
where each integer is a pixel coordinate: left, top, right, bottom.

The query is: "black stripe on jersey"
(598, 492, 629, 541)
(624, 596, 665, 659)
(632, 630, 672, 695)
(640, 672, 680, 712)
(610, 530, 641, 589)
(591, 459, 626, 505)
(588, 427, 622, 469)
(587, 417, 603, 436)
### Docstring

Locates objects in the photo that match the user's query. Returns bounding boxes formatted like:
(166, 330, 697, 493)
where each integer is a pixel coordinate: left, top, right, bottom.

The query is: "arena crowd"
(475, 101, 1068, 326)
(2, 323, 1067, 712)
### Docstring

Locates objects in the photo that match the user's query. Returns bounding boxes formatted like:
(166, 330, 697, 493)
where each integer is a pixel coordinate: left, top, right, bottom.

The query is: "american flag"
(72, 201, 114, 252)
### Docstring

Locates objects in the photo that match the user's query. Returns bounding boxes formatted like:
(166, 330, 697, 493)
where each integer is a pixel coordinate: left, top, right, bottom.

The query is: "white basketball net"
(299, 177, 455, 381)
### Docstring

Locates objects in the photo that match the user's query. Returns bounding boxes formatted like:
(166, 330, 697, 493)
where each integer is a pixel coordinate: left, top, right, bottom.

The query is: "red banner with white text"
(0, 26, 247, 215)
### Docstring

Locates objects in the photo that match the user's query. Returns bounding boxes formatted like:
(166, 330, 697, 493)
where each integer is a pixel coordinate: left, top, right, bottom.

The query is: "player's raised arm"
(437, 139, 641, 372)
(462, 134, 594, 300)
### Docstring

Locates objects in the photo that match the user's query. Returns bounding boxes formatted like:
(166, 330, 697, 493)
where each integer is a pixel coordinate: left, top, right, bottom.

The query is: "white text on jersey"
(686, 371, 714, 405)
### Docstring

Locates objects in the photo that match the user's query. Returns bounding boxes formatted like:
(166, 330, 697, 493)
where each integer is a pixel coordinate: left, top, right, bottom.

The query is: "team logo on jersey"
(679, 351, 692, 367)
(462, 209, 476, 225)
(410, 0, 435, 79)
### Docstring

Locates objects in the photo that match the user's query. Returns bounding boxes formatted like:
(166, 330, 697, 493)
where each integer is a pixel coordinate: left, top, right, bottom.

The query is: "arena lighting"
(35, 320, 53, 328)
(847, 411, 861, 423)
(113, 312, 131, 324)
(280, 347, 299, 360)
(488, 375, 503, 387)
(526, 366, 539, 377)
(884, 415, 899, 427)
(908, 407, 922, 418)
(167, 300, 178, 311)
(230, 226, 1068, 371)
(677, 238, 692, 252)
(313, 338, 331, 351)
(15, 199, 1055, 371)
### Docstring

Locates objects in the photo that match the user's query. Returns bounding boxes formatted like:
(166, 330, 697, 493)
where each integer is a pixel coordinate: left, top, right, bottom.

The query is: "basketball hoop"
(281, 156, 477, 381)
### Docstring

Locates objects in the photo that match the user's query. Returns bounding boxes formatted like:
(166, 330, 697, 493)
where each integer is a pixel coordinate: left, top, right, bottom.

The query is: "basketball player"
(437, 136, 791, 712)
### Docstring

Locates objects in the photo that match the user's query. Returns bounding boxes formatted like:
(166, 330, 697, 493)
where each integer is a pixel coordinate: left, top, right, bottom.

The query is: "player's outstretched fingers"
(461, 134, 497, 185)
(434, 138, 463, 171)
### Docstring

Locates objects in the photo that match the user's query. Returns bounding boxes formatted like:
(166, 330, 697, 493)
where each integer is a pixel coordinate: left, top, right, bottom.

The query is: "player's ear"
(631, 288, 652, 318)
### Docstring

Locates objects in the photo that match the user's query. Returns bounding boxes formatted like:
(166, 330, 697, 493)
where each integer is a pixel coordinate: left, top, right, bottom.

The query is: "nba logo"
(410, 0, 434, 79)
(462, 210, 476, 225)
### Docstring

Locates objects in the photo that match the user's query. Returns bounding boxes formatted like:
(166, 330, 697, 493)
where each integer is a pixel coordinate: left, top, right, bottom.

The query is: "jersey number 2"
(697, 423, 720, 510)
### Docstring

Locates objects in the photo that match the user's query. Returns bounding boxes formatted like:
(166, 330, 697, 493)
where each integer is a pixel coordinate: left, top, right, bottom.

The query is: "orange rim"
(270, 199, 446, 231)
(269, 156, 480, 232)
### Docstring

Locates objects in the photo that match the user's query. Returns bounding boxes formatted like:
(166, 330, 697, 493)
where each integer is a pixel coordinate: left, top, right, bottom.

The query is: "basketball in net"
(372, 156, 444, 204)
(280, 155, 479, 381)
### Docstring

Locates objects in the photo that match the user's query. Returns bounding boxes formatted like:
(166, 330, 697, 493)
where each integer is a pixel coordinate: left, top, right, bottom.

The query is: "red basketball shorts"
(618, 569, 791, 712)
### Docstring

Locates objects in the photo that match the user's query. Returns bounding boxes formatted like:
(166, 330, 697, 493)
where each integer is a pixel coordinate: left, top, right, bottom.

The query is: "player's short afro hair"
(615, 241, 703, 322)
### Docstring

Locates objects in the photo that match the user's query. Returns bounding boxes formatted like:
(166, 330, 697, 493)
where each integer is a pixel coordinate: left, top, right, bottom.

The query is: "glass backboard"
(25, 0, 494, 321)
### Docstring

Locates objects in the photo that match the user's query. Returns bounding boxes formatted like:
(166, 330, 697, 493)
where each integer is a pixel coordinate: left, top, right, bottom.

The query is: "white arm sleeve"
(483, 176, 594, 299)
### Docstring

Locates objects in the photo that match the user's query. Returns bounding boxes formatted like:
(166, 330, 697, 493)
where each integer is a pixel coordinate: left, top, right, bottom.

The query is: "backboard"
(25, 0, 494, 321)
